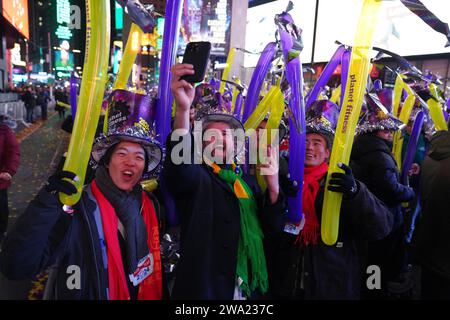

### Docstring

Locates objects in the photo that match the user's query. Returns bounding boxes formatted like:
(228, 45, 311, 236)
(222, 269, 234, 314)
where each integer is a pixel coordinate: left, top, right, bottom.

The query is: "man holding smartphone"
(164, 63, 285, 300)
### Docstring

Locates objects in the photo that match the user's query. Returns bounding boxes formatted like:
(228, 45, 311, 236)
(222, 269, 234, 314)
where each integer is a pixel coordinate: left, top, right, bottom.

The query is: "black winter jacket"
(266, 176, 393, 300)
(0, 186, 164, 299)
(351, 134, 415, 230)
(163, 133, 286, 300)
(413, 131, 450, 280)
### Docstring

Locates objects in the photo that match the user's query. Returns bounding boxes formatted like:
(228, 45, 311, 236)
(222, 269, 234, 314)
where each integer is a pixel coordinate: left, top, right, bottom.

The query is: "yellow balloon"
(427, 83, 448, 131)
(392, 74, 404, 118)
(59, 0, 111, 206)
(114, 23, 144, 90)
(392, 93, 414, 169)
(141, 178, 159, 192)
(244, 85, 278, 131)
(56, 101, 71, 109)
(321, 0, 381, 246)
(265, 86, 285, 145)
(330, 85, 341, 106)
(231, 86, 239, 113)
(254, 85, 284, 191)
(220, 47, 236, 94)
(104, 23, 144, 134)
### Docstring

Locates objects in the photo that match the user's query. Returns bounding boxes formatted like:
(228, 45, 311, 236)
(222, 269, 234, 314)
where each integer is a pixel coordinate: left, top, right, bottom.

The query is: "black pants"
(57, 108, 65, 119)
(421, 266, 450, 300)
(0, 189, 8, 234)
(26, 107, 34, 123)
(41, 104, 47, 120)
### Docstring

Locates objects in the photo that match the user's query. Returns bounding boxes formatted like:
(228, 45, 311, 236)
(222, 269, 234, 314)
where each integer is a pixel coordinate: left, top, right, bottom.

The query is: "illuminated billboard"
(55, 50, 74, 71)
(2, 0, 30, 38)
(179, 0, 232, 56)
(245, 0, 450, 66)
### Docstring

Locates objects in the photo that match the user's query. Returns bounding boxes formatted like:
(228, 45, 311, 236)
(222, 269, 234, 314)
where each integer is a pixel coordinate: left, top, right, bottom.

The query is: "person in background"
(413, 129, 450, 299)
(22, 86, 36, 124)
(37, 88, 50, 121)
(267, 100, 393, 300)
(351, 93, 415, 299)
(0, 114, 20, 244)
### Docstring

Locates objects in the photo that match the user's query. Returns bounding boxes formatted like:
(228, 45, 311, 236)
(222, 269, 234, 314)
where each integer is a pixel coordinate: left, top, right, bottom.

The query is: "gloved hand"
(278, 154, 300, 197)
(327, 163, 358, 198)
(279, 173, 300, 197)
(45, 170, 78, 196)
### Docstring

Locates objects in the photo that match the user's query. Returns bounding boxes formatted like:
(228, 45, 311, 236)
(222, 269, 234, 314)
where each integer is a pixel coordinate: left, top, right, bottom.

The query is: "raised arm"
(171, 63, 195, 134)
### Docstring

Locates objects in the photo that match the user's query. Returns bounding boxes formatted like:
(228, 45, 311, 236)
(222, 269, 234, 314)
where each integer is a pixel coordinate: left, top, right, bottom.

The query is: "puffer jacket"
(413, 130, 450, 280)
(0, 124, 20, 189)
(0, 186, 164, 299)
(351, 134, 415, 230)
(266, 176, 393, 300)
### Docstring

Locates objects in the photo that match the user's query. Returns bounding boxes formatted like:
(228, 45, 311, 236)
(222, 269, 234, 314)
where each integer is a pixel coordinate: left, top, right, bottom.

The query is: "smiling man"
(268, 99, 394, 300)
(0, 92, 165, 300)
(164, 64, 285, 300)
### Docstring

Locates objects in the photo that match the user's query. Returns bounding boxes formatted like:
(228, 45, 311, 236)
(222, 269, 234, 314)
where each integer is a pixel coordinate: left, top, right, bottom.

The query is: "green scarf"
(210, 162, 268, 297)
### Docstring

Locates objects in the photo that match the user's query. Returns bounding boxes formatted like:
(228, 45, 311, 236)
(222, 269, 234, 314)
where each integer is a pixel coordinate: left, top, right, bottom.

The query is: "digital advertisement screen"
(245, 0, 450, 67)
(54, 51, 74, 71)
(2, 0, 29, 38)
(179, 0, 232, 56)
(112, 41, 123, 74)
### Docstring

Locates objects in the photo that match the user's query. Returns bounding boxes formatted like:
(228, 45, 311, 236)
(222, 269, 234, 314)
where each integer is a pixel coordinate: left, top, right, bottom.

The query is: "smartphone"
(181, 42, 211, 83)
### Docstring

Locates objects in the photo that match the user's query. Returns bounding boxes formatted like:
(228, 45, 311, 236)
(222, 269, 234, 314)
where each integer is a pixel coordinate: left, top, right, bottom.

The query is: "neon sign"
(55, 0, 72, 39)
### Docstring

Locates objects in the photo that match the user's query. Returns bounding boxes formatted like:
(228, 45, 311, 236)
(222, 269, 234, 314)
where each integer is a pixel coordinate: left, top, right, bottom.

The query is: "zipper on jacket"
(80, 197, 103, 299)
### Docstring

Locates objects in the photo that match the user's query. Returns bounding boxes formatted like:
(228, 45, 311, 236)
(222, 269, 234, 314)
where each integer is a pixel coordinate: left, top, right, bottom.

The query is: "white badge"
(284, 216, 305, 235)
(129, 253, 154, 286)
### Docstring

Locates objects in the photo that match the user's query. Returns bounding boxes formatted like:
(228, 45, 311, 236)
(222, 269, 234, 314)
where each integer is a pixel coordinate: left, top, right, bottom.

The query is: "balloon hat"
(92, 89, 163, 179)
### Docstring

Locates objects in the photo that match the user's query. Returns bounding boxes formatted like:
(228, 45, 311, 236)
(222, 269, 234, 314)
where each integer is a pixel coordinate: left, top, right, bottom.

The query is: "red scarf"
(91, 180, 163, 300)
(296, 162, 328, 246)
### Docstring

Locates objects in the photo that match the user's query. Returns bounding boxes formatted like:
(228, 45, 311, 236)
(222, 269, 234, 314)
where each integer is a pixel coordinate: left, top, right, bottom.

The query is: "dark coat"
(351, 134, 415, 229)
(22, 91, 36, 109)
(0, 124, 20, 189)
(0, 186, 164, 299)
(163, 133, 286, 300)
(413, 131, 450, 280)
(266, 176, 393, 300)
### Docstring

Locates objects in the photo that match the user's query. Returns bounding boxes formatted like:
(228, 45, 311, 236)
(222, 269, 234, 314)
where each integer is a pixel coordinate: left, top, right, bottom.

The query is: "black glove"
(327, 163, 358, 198)
(45, 170, 78, 195)
(279, 173, 300, 197)
(278, 154, 300, 197)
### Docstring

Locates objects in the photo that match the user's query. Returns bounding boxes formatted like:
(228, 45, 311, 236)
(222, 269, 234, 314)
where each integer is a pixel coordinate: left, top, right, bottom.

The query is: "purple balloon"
(242, 42, 277, 123)
(401, 111, 424, 184)
(444, 110, 449, 122)
(70, 73, 77, 118)
(445, 97, 450, 122)
(373, 79, 383, 91)
(340, 49, 351, 108)
(209, 77, 220, 91)
(402, 88, 408, 102)
(233, 92, 243, 121)
(278, 17, 306, 224)
(155, 0, 183, 227)
(116, 0, 156, 33)
(305, 45, 345, 110)
(155, 0, 183, 145)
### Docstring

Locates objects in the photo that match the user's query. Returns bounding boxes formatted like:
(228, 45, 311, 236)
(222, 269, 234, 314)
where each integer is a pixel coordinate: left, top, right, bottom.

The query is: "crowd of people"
(0, 61, 449, 301)
(6, 85, 69, 124)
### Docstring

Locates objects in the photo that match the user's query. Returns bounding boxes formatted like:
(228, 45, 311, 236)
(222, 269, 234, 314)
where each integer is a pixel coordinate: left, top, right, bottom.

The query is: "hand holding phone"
(181, 42, 211, 83)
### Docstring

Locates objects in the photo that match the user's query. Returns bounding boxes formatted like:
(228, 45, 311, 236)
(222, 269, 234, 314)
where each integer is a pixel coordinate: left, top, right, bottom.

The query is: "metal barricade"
(0, 93, 19, 103)
(0, 101, 28, 127)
